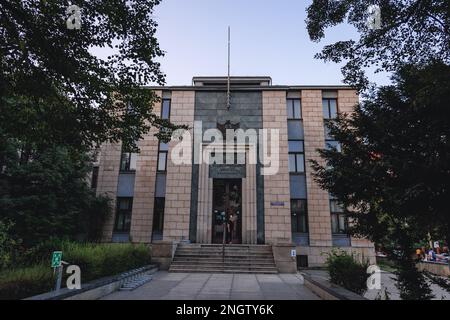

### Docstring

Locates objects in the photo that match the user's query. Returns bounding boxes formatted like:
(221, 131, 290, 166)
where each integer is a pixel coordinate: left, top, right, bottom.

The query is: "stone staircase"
(169, 244, 278, 274)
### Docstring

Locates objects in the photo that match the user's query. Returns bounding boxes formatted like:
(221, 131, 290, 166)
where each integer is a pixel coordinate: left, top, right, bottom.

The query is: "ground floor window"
(114, 197, 133, 232)
(291, 199, 308, 233)
(330, 199, 348, 234)
(152, 197, 165, 238)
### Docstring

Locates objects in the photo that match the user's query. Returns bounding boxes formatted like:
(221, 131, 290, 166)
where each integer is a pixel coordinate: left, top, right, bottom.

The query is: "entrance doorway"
(212, 179, 242, 244)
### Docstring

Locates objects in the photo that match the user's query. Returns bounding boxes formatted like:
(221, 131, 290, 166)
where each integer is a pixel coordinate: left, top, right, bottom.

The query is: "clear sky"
(152, 0, 391, 86)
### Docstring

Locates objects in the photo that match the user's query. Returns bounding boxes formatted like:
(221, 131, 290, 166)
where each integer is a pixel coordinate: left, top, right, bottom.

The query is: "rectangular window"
(288, 141, 305, 173)
(120, 151, 137, 171)
(157, 141, 168, 172)
(323, 98, 338, 119)
(330, 199, 347, 234)
(286, 99, 302, 119)
(114, 197, 133, 232)
(291, 199, 308, 233)
(323, 98, 341, 153)
(91, 166, 99, 189)
(152, 197, 165, 236)
(161, 99, 171, 120)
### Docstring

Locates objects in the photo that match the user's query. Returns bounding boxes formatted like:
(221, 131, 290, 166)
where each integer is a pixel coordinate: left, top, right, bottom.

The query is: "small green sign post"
(51, 251, 62, 268)
(51, 251, 63, 292)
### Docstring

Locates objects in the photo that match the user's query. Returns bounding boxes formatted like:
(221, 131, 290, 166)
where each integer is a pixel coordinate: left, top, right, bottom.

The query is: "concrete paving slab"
(101, 271, 321, 300)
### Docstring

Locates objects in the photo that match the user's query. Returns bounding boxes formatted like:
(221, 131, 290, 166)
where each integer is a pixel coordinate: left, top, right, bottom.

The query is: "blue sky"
(152, 0, 391, 86)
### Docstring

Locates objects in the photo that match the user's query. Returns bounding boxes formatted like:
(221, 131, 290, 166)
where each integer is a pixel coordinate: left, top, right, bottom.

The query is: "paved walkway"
(101, 272, 320, 300)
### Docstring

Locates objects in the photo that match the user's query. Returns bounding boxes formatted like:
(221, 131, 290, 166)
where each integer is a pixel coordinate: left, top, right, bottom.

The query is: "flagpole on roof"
(227, 26, 231, 110)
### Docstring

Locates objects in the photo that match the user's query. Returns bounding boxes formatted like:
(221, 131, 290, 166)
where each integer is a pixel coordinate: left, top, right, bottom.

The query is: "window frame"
(114, 197, 133, 233)
(152, 197, 166, 234)
(286, 98, 302, 120)
(91, 166, 99, 189)
(330, 199, 348, 234)
(161, 98, 171, 120)
(156, 141, 168, 172)
(322, 98, 338, 120)
(291, 199, 308, 233)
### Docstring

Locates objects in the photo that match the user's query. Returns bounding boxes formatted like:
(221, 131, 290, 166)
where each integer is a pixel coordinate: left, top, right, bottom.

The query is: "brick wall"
(262, 91, 291, 244)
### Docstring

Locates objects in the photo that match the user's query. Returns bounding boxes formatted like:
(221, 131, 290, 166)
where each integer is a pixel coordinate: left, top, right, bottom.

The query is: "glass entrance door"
(212, 179, 242, 244)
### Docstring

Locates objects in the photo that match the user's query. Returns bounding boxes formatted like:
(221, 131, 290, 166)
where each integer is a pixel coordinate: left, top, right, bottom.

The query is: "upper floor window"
(287, 99, 304, 140)
(157, 141, 169, 172)
(161, 99, 171, 120)
(286, 99, 302, 119)
(120, 150, 137, 172)
(323, 98, 337, 119)
(288, 140, 305, 173)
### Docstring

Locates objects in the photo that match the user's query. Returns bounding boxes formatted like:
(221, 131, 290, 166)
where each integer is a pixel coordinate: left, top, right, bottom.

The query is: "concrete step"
(171, 261, 276, 267)
(169, 267, 278, 274)
(170, 244, 278, 274)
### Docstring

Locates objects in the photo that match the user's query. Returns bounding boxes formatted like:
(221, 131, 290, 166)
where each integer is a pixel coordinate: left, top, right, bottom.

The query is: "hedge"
(0, 242, 151, 300)
(325, 249, 369, 295)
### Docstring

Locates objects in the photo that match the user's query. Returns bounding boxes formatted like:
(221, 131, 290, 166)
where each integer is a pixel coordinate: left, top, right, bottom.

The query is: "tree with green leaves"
(311, 62, 450, 299)
(306, 0, 450, 90)
(1, 0, 182, 153)
(1, 1, 184, 253)
(0, 138, 112, 249)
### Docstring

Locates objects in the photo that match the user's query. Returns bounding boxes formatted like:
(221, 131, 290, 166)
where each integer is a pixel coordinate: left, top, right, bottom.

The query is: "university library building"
(92, 76, 375, 272)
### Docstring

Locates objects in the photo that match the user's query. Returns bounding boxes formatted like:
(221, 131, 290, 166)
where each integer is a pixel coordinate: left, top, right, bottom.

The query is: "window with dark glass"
(323, 98, 337, 119)
(91, 166, 99, 189)
(323, 98, 341, 152)
(157, 141, 168, 172)
(288, 141, 305, 173)
(114, 197, 133, 232)
(152, 197, 165, 235)
(291, 199, 308, 233)
(120, 150, 137, 171)
(287, 97, 309, 240)
(330, 199, 348, 234)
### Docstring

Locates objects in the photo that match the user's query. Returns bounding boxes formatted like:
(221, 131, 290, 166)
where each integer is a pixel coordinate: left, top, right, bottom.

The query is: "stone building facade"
(94, 77, 375, 267)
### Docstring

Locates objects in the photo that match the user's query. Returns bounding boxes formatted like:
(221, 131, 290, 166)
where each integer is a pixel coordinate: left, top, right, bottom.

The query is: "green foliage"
(325, 249, 369, 295)
(0, 242, 151, 300)
(311, 62, 450, 299)
(0, 264, 55, 300)
(0, 220, 22, 270)
(0, 1, 185, 153)
(0, 142, 111, 247)
(306, 0, 450, 89)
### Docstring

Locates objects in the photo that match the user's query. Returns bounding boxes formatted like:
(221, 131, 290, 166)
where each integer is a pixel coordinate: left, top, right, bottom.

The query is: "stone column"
(262, 91, 292, 244)
(196, 160, 213, 243)
(241, 147, 257, 244)
(96, 141, 122, 241)
(163, 91, 195, 241)
(302, 90, 333, 248)
(129, 91, 162, 243)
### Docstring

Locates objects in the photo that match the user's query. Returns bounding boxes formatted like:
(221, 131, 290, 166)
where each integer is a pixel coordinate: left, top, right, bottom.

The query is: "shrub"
(0, 264, 54, 300)
(0, 242, 151, 299)
(325, 249, 369, 295)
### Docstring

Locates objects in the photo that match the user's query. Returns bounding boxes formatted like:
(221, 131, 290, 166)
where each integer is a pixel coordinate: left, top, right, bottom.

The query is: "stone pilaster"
(262, 91, 291, 244)
(338, 89, 375, 254)
(129, 90, 162, 243)
(163, 91, 195, 241)
(96, 142, 122, 241)
(302, 90, 332, 247)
